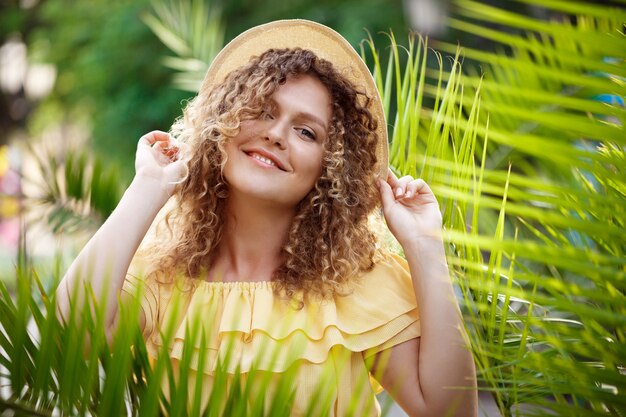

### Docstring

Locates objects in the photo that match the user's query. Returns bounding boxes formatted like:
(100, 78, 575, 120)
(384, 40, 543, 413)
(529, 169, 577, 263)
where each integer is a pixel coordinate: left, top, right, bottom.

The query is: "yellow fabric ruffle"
(122, 253, 420, 416)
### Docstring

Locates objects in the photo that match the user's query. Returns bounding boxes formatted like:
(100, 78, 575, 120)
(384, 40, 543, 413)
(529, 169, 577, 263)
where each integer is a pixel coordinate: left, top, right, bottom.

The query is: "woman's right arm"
(55, 131, 188, 334)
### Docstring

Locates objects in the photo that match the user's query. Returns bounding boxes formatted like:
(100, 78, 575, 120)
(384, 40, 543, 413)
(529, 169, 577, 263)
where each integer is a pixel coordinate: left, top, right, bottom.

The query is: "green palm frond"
(0, 256, 389, 417)
(22, 144, 126, 235)
(361, 0, 625, 415)
(141, 0, 224, 92)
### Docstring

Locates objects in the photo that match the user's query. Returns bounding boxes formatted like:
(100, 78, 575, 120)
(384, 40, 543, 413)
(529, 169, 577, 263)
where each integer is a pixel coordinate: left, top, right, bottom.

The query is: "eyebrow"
(268, 98, 329, 135)
(296, 111, 329, 135)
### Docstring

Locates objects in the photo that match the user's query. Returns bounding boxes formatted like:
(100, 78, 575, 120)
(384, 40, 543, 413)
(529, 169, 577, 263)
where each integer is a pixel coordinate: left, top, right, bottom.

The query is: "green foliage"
(361, 0, 625, 415)
(26, 0, 191, 180)
(218, 0, 409, 51)
(141, 0, 225, 92)
(134, 0, 413, 94)
(23, 144, 127, 235)
(0, 250, 387, 416)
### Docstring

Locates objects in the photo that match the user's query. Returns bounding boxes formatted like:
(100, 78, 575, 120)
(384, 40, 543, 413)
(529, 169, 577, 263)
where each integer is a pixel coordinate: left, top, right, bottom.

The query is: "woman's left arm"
(374, 169, 477, 417)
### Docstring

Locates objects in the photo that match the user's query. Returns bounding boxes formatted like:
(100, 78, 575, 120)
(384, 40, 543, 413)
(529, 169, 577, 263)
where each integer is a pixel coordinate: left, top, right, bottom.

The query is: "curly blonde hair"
(143, 48, 383, 301)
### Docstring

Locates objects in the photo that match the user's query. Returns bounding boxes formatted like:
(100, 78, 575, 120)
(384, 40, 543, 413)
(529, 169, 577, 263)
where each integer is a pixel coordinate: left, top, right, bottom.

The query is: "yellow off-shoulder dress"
(123, 253, 420, 416)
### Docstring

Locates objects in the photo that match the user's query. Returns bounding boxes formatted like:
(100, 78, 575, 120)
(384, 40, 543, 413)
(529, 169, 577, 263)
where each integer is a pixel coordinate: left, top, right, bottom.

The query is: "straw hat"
(201, 19, 388, 179)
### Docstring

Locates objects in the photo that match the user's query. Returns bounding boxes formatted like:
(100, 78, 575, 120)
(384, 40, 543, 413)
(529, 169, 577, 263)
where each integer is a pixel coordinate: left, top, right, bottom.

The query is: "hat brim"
(201, 19, 388, 179)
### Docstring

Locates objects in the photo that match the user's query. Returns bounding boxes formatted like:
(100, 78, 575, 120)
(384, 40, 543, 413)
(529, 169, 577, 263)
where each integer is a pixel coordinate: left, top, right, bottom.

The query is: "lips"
(243, 148, 287, 171)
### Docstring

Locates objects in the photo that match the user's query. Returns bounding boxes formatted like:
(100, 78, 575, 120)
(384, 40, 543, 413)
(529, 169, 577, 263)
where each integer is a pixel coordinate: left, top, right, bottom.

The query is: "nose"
(264, 119, 287, 149)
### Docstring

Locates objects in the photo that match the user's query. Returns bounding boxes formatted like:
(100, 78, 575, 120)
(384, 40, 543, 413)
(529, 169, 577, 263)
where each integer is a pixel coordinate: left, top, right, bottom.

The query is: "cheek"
(222, 141, 245, 181)
(303, 148, 325, 181)
(224, 131, 247, 161)
(222, 142, 236, 168)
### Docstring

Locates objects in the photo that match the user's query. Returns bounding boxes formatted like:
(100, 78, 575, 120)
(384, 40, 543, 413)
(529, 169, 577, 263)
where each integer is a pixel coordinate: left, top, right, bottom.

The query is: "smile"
(251, 152, 276, 166)
(245, 151, 284, 170)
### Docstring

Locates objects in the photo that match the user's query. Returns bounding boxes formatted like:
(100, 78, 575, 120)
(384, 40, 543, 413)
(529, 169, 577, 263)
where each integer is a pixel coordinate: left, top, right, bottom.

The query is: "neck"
(211, 193, 296, 283)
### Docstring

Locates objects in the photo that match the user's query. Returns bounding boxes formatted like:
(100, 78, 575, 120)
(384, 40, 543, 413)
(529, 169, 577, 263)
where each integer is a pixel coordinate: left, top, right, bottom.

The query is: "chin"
(228, 181, 293, 206)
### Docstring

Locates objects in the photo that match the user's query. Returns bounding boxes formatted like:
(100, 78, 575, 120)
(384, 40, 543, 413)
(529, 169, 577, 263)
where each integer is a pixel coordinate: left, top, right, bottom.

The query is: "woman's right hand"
(134, 130, 190, 197)
(57, 130, 189, 334)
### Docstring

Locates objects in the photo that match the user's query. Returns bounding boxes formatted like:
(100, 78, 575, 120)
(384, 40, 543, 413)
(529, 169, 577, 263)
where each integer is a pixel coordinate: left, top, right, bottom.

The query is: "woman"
(57, 20, 477, 417)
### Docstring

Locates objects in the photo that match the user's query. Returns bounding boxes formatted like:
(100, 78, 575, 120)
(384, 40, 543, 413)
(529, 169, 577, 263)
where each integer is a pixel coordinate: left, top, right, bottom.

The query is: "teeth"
(251, 153, 276, 167)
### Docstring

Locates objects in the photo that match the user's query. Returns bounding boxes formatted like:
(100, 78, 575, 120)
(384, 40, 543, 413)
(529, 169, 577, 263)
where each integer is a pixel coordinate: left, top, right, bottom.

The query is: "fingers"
(139, 131, 189, 163)
(175, 141, 191, 162)
(377, 178, 396, 208)
(386, 168, 399, 188)
(386, 168, 419, 198)
(381, 168, 433, 201)
(162, 141, 191, 179)
(391, 175, 417, 199)
(139, 130, 170, 147)
(161, 143, 179, 161)
(404, 178, 429, 199)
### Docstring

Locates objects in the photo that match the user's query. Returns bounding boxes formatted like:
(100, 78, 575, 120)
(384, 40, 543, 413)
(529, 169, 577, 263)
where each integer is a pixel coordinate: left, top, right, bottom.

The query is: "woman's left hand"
(378, 168, 443, 247)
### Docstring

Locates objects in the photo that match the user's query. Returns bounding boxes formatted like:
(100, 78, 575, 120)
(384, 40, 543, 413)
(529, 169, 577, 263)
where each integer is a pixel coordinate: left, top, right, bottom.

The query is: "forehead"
(272, 74, 332, 127)
(273, 74, 330, 99)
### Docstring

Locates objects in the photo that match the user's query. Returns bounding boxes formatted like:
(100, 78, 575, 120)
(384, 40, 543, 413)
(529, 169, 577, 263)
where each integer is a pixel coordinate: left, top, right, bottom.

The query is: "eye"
(298, 127, 316, 141)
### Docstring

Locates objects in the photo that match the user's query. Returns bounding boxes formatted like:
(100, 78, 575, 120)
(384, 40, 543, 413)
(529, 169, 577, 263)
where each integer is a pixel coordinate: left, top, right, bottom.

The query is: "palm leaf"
(363, 0, 625, 415)
(140, 0, 224, 92)
(22, 143, 126, 236)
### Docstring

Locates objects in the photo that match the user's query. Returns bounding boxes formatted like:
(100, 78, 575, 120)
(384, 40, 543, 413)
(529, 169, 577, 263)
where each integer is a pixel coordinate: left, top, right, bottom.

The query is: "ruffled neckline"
(192, 280, 275, 289)
(143, 253, 420, 375)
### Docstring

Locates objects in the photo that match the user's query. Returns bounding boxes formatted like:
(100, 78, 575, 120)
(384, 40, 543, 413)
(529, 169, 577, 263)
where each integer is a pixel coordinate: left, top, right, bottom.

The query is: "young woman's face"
(223, 74, 332, 208)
